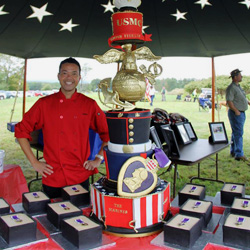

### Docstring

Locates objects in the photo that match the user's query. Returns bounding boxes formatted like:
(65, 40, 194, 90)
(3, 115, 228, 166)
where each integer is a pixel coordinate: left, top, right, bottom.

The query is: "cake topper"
(94, 44, 160, 71)
(94, 43, 162, 110)
(95, 0, 157, 110)
(113, 0, 141, 10)
(98, 77, 134, 111)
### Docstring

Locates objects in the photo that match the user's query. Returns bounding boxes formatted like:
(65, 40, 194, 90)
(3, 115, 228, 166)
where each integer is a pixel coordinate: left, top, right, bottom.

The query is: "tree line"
(183, 76, 250, 98)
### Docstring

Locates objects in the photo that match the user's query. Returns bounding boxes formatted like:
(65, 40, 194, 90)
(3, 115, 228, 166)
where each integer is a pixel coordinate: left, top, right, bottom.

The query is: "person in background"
(149, 85, 156, 106)
(161, 86, 166, 101)
(226, 69, 250, 162)
(15, 57, 110, 198)
(198, 92, 213, 112)
(192, 88, 198, 102)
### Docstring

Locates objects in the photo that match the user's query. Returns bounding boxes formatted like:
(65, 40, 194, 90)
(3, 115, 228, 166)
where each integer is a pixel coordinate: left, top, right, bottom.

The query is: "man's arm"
(17, 138, 53, 177)
(227, 100, 241, 116)
(83, 141, 108, 171)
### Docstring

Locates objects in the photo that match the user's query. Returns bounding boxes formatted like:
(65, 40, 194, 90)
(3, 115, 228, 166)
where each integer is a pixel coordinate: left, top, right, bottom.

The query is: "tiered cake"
(91, 108, 171, 234)
(91, 0, 170, 236)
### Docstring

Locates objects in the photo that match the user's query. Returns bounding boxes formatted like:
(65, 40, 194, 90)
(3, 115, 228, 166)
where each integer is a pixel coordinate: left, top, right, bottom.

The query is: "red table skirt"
(13, 235, 236, 250)
(0, 165, 29, 205)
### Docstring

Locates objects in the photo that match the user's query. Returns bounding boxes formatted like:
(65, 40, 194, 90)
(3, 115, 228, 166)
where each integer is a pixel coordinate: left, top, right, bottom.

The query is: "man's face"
(58, 63, 81, 95)
(234, 73, 242, 82)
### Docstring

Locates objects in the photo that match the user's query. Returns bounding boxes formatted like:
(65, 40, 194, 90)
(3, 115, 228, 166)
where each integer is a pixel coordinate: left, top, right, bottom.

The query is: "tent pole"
(22, 58, 27, 117)
(211, 57, 215, 122)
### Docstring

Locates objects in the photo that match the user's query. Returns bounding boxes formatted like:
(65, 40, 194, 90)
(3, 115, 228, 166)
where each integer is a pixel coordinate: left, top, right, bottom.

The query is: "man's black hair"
(59, 57, 81, 74)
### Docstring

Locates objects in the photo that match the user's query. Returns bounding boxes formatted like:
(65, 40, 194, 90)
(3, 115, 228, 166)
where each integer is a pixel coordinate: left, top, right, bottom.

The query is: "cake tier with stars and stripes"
(91, 177, 170, 235)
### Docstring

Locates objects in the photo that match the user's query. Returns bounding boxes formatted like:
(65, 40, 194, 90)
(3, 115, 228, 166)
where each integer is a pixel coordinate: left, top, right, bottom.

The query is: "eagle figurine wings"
(93, 44, 161, 71)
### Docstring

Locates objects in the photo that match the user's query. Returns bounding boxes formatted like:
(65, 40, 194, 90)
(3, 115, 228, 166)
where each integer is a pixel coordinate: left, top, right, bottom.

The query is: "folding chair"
(198, 98, 210, 111)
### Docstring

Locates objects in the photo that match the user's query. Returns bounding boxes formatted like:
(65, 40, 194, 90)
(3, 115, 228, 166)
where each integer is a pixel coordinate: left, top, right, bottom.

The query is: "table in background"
(0, 165, 29, 204)
(169, 139, 230, 198)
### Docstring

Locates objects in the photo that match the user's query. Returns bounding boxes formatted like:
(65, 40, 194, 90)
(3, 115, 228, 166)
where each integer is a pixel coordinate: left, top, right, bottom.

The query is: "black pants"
(43, 178, 89, 199)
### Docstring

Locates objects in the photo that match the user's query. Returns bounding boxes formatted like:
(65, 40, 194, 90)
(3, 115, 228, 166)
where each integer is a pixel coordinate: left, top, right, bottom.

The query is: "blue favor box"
(7, 122, 18, 132)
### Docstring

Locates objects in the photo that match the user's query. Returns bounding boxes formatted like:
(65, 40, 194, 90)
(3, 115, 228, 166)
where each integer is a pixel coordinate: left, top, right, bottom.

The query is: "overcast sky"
(26, 52, 250, 82)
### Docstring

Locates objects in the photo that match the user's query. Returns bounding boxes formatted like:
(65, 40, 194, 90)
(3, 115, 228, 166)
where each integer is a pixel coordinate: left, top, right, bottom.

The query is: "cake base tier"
(90, 211, 172, 237)
(91, 178, 171, 232)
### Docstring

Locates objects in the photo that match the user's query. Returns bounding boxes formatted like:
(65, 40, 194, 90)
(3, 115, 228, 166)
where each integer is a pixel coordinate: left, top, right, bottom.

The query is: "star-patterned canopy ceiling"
(0, 0, 250, 59)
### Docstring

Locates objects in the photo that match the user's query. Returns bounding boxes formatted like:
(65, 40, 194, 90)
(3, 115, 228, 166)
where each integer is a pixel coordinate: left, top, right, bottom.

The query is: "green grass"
(1, 93, 250, 197)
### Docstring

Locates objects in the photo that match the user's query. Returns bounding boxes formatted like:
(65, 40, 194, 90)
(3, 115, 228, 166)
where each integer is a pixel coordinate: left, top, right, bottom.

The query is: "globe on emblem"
(112, 70, 146, 102)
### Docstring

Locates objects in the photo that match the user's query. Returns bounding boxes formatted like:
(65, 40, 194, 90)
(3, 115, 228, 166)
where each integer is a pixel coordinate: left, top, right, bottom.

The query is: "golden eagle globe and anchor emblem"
(94, 43, 162, 111)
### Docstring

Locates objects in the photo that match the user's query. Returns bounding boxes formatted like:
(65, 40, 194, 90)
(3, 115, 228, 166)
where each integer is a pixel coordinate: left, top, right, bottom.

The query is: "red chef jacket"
(15, 90, 109, 187)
